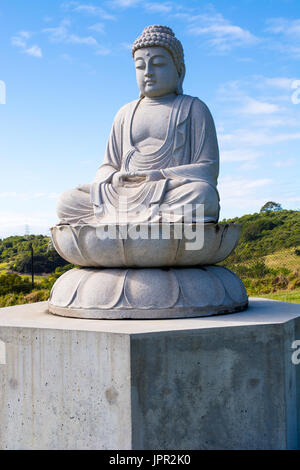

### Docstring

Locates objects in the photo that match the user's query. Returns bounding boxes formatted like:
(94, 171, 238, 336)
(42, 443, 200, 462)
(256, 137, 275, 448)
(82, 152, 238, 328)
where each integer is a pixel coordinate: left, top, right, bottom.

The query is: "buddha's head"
(132, 25, 185, 98)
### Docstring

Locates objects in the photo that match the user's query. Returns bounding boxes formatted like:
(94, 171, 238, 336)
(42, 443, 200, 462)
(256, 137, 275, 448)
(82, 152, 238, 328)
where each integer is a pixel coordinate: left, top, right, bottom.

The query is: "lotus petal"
(205, 266, 247, 303)
(73, 268, 126, 309)
(175, 268, 225, 307)
(124, 268, 179, 309)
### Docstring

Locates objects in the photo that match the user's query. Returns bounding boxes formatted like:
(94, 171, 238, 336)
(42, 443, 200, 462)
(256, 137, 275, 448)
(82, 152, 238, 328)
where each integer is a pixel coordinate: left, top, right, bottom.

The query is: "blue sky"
(0, 0, 299, 237)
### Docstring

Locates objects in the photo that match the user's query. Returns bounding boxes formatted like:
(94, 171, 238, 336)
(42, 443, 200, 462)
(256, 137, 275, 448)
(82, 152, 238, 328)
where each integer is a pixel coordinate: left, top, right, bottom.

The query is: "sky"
(0, 0, 299, 238)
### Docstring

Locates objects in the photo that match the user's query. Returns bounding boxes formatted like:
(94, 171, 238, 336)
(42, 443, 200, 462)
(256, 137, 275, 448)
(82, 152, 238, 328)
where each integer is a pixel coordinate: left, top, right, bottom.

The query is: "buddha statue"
(56, 25, 220, 226)
(49, 25, 247, 319)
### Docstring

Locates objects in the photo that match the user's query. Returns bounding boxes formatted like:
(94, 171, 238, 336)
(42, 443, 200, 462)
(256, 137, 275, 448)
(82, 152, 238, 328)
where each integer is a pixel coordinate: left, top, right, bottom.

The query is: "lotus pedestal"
(49, 223, 248, 319)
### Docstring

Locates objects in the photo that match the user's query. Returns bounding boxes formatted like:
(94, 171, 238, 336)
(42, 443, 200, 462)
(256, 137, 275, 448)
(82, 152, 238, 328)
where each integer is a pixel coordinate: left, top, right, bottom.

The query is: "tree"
(260, 201, 282, 213)
(0, 273, 31, 295)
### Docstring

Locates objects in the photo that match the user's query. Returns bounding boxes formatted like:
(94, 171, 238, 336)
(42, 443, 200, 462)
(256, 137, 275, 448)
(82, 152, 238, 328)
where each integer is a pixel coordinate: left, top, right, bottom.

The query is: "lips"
(145, 80, 156, 85)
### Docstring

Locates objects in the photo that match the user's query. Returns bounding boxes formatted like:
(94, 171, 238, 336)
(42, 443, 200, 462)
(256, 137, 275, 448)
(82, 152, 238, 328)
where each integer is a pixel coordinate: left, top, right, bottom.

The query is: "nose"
(144, 62, 154, 77)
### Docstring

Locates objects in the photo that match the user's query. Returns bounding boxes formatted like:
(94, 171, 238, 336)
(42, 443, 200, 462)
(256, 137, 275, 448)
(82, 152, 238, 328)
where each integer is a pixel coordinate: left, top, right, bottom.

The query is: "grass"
(257, 288, 300, 304)
(0, 266, 48, 283)
(264, 247, 300, 271)
(20, 274, 47, 282)
(0, 262, 10, 272)
(0, 289, 50, 308)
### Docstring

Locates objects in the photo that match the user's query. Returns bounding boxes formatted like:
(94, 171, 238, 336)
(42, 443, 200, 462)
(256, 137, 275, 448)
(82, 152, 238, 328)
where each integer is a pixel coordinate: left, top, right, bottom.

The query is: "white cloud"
(215, 74, 300, 199)
(284, 196, 300, 204)
(238, 162, 259, 171)
(250, 117, 299, 128)
(109, 0, 141, 7)
(221, 176, 273, 192)
(88, 23, 105, 34)
(219, 130, 300, 147)
(266, 18, 300, 36)
(144, 2, 173, 13)
(265, 40, 300, 59)
(18, 31, 32, 39)
(265, 18, 300, 58)
(274, 158, 297, 168)
(11, 32, 42, 58)
(71, 4, 116, 20)
(217, 76, 297, 106)
(95, 46, 111, 55)
(67, 34, 98, 46)
(43, 19, 71, 42)
(186, 13, 258, 51)
(262, 77, 295, 90)
(240, 98, 280, 115)
(11, 36, 27, 48)
(26, 45, 43, 58)
(0, 211, 56, 238)
(220, 149, 262, 162)
(0, 192, 18, 199)
(43, 19, 110, 54)
(218, 176, 280, 218)
(219, 175, 300, 217)
(0, 192, 59, 200)
(109, 0, 173, 13)
(216, 76, 300, 149)
(218, 176, 273, 212)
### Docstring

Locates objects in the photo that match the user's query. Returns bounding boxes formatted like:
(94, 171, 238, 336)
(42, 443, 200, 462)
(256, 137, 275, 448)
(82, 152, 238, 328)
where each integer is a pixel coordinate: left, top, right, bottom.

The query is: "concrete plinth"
(0, 298, 299, 450)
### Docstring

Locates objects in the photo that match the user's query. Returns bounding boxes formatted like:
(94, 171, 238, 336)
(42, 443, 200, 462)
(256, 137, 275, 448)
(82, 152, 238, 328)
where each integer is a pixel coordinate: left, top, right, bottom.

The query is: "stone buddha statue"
(57, 25, 220, 226)
(50, 25, 248, 319)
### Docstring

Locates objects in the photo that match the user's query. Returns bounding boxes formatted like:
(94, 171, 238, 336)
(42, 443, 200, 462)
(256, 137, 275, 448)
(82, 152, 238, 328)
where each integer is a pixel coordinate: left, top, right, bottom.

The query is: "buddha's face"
(134, 46, 179, 98)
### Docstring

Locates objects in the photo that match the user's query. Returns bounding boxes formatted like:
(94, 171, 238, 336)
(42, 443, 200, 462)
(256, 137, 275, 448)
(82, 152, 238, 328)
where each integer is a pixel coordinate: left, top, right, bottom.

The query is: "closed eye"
(152, 61, 166, 66)
(135, 59, 145, 70)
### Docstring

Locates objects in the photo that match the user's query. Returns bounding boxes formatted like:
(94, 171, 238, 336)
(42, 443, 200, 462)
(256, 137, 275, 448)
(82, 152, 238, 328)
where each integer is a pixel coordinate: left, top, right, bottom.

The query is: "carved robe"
(57, 94, 220, 224)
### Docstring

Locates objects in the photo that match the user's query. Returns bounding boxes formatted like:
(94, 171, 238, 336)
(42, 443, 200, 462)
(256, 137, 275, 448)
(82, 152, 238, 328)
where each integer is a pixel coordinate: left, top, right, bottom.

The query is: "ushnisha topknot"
(132, 25, 185, 75)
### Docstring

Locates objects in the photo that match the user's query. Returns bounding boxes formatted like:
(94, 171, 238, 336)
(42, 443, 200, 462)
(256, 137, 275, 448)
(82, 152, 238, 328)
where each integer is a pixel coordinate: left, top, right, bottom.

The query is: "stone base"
(0, 299, 299, 449)
(48, 266, 248, 319)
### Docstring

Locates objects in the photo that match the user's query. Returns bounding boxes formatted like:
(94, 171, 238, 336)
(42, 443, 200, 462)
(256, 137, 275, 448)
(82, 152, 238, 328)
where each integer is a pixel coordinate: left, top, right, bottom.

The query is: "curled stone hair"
(132, 25, 185, 95)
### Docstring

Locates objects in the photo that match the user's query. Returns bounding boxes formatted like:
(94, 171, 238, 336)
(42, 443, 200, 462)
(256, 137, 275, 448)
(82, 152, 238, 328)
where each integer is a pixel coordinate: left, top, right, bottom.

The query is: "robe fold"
(57, 94, 220, 225)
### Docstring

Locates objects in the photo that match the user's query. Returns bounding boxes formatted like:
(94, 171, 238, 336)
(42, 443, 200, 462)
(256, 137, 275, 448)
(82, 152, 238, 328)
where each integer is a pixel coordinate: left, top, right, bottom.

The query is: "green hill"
(221, 209, 300, 262)
(0, 235, 73, 307)
(0, 235, 69, 274)
(221, 209, 300, 300)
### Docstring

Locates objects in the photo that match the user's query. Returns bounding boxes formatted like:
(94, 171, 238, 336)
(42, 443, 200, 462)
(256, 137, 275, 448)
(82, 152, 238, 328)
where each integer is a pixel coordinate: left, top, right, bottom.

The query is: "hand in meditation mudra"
(57, 25, 220, 226)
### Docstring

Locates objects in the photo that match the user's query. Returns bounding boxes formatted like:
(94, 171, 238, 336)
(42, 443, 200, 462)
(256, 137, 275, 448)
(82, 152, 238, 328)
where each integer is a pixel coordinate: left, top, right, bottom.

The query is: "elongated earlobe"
(176, 65, 185, 95)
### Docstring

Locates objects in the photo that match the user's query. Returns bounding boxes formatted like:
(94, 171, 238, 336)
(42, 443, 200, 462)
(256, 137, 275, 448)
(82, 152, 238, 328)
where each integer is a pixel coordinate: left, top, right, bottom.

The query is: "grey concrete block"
(0, 298, 299, 449)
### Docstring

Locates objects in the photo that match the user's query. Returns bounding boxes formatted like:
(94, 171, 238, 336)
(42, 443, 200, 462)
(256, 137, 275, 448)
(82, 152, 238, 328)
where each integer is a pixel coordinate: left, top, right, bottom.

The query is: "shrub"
(0, 273, 31, 296)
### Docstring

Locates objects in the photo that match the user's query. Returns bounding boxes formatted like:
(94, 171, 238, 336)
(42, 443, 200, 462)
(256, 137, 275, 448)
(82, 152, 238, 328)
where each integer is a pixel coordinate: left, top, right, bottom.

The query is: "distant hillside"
(221, 209, 300, 262)
(0, 234, 69, 274)
(0, 235, 74, 308)
(221, 209, 300, 297)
